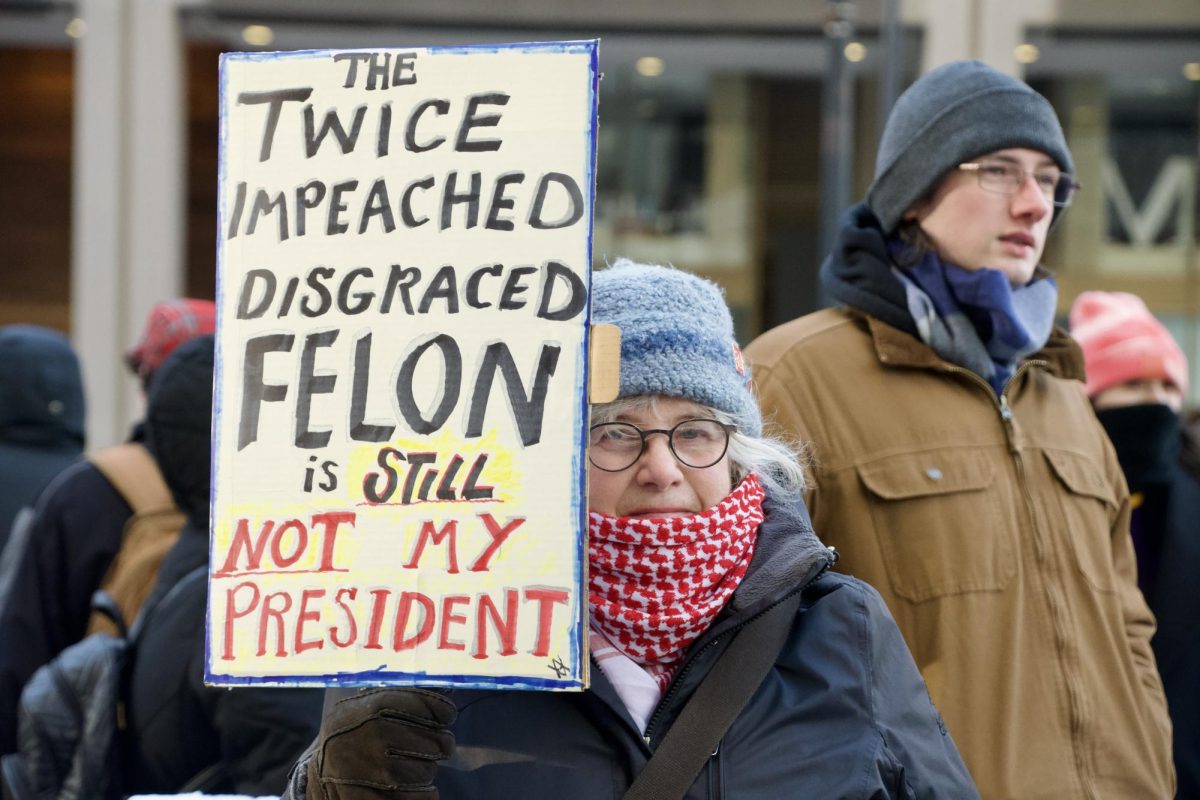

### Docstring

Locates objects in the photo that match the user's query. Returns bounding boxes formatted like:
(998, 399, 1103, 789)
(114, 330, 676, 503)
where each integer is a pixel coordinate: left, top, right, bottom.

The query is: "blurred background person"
(0, 299, 214, 755)
(123, 334, 323, 795)
(1070, 290, 1200, 799)
(0, 325, 84, 552)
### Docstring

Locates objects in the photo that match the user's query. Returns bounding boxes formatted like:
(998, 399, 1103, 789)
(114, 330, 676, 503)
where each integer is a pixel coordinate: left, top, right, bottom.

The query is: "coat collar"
(726, 489, 831, 614)
(854, 308, 1085, 383)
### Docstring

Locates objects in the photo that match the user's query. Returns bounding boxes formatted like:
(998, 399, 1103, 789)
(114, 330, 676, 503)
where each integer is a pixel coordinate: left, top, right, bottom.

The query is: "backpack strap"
(88, 444, 174, 515)
(86, 444, 184, 638)
(622, 590, 804, 800)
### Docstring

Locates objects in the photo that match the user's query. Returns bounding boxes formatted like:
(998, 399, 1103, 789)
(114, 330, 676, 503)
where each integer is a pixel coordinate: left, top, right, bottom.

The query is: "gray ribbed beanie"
(591, 259, 761, 437)
(866, 60, 1074, 233)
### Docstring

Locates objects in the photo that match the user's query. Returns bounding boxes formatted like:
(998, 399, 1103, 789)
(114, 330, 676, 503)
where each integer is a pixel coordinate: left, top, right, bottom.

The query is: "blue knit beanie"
(591, 259, 761, 437)
(866, 60, 1074, 233)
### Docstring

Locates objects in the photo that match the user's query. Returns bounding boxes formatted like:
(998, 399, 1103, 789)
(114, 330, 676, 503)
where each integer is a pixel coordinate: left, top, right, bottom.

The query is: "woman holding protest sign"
(284, 259, 977, 799)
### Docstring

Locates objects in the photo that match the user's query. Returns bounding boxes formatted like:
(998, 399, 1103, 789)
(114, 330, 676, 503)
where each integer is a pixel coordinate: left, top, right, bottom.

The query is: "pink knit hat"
(1068, 291, 1188, 398)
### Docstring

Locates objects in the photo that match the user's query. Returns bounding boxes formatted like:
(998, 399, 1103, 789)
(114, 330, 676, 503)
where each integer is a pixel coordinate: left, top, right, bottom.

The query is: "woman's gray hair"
(590, 395, 808, 498)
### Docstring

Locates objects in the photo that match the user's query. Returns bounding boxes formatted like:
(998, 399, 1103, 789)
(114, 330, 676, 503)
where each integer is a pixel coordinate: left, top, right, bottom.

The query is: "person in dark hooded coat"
(0, 325, 84, 552)
(0, 300, 213, 756)
(123, 334, 323, 795)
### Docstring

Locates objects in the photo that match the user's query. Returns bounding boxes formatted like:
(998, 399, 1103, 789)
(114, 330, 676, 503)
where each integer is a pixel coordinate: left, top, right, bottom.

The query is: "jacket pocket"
(1042, 449, 1119, 593)
(857, 449, 1015, 602)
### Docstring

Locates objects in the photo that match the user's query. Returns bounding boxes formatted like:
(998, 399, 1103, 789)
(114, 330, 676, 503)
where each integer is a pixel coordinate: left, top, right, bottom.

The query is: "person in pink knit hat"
(1069, 290, 1187, 411)
(1069, 289, 1199, 799)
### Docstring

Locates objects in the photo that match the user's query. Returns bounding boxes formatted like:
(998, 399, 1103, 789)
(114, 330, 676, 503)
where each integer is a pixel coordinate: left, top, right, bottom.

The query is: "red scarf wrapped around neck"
(588, 473, 765, 690)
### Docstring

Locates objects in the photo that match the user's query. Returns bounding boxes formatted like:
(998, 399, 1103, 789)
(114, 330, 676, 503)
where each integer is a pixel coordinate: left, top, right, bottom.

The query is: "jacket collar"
(856, 308, 1085, 382)
(1033, 325, 1088, 382)
(726, 489, 831, 614)
(823, 203, 1084, 383)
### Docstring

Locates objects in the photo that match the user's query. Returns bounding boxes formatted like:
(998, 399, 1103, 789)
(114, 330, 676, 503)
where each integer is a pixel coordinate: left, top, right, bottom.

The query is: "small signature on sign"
(548, 656, 569, 678)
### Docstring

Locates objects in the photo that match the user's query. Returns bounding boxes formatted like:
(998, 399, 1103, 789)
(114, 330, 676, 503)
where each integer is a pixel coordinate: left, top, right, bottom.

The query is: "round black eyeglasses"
(588, 419, 736, 472)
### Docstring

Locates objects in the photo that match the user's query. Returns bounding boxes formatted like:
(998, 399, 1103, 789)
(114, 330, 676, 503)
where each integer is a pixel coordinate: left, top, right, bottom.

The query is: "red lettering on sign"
(218, 519, 274, 574)
(217, 511, 354, 575)
(469, 514, 524, 572)
(311, 511, 354, 570)
(393, 591, 435, 650)
(216, 583, 574, 665)
(525, 587, 569, 657)
(404, 519, 459, 573)
(222, 581, 261, 660)
(258, 591, 294, 657)
(365, 588, 390, 650)
(294, 588, 325, 653)
(271, 519, 307, 568)
(330, 587, 358, 648)
(438, 595, 470, 651)
(474, 588, 519, 659)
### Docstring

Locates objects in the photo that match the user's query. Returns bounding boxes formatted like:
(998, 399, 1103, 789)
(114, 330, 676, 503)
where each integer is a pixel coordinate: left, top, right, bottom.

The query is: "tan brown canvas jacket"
(748, 307, 1174, 799)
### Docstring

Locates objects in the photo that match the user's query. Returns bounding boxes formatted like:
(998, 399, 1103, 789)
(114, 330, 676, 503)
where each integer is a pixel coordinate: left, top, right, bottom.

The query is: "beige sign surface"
(208, 41, 598, 690)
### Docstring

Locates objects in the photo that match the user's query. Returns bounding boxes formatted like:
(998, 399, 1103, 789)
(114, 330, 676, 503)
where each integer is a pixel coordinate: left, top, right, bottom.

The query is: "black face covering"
(1096, 403, 1181, 491)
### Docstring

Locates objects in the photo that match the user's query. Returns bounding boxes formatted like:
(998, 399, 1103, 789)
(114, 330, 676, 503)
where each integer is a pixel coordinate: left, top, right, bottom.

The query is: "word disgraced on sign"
(209, 42, 598, 690)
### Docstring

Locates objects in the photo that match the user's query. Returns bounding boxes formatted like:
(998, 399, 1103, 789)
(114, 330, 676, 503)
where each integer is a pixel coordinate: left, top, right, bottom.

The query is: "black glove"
(306, 688, 457, 800)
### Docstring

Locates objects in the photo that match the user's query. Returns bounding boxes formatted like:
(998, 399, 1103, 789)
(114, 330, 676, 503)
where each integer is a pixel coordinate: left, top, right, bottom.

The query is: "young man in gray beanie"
(747, 60, 1174, 798)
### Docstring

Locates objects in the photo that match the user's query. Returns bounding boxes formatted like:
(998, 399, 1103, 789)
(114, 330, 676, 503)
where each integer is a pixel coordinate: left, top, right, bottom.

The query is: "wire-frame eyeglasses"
(958, 161, 1080, 208)
(588, 418, 736, 472)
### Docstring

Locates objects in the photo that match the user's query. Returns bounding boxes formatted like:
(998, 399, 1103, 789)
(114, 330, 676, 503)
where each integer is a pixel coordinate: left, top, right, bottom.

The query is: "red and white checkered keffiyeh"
(588, 473, 765, 691)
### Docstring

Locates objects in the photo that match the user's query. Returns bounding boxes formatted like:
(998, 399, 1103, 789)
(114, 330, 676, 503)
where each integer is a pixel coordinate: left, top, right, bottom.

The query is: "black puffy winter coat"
(289, 492, 978, 799)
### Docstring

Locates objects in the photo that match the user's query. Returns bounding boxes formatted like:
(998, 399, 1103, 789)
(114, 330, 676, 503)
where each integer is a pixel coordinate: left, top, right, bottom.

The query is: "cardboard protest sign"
(208, 41, 598, 691)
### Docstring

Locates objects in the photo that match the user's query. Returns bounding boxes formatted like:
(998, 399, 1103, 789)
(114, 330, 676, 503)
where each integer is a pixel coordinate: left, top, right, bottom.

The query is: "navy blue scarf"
(888, 240, 1058, 396)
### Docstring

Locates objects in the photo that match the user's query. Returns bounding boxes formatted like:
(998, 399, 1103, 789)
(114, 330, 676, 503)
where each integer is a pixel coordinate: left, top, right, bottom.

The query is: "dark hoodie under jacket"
(0, 325, 84, 552)
(124, 335, 323, 796)
(287, 493, 978, 800)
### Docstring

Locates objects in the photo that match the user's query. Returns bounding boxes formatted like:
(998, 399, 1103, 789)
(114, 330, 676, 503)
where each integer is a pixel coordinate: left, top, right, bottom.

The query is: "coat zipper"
(707, 739, 724, 799)
(937, 362, 1046, 557)
(938, 359, 1097, 798)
